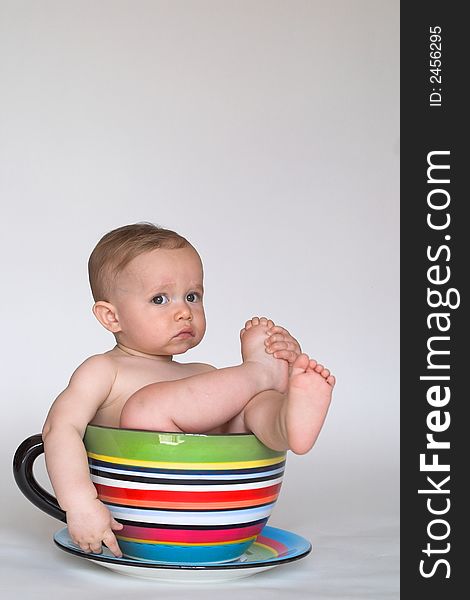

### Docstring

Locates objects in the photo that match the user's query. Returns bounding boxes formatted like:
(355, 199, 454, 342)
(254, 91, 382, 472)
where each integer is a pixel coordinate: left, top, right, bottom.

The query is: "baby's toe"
(292, 353, 310, 370)
(268, 325, 286, 335)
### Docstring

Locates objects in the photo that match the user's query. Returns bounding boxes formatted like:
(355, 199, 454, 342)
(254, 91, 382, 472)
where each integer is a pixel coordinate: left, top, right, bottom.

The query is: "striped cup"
(14, 425, 287, 564)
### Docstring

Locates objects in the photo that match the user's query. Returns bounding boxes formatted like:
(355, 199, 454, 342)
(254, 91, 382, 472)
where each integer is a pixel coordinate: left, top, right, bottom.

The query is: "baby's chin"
(172, 343, 200, 355)
(169, 337, 203, 355)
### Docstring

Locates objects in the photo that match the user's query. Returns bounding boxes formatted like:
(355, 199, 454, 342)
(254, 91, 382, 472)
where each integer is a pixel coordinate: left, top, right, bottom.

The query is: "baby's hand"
(265, 324, 302, 365)
(66, 498, 123, 557)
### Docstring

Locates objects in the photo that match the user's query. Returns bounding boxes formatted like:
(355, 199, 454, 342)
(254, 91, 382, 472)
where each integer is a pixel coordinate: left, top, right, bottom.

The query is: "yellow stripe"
(87, 451, 284, 470)
(253, 542, 278, 557)
(117, 535, 257, 547)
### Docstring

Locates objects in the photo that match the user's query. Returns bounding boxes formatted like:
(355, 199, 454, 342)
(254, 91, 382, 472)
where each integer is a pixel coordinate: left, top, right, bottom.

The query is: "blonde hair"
(88, 222, 191, 301)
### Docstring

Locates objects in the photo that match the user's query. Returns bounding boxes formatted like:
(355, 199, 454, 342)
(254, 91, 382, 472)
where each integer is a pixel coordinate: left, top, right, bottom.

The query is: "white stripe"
(91, 465, 285, 481)
(91, 474, 283, 492)
(107, 503, 275, 525)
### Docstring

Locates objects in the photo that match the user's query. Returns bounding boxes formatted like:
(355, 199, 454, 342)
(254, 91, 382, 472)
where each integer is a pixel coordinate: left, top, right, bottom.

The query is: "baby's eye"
(151, 294, 169, 305)
(186, 292, 200, 303)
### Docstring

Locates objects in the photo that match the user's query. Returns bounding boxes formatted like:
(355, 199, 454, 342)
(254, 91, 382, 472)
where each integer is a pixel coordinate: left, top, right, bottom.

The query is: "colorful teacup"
(13, 425, 286, 564)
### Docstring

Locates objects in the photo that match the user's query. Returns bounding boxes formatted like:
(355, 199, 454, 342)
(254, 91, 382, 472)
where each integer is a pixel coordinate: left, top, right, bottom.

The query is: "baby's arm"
(42, 355, 123, 557)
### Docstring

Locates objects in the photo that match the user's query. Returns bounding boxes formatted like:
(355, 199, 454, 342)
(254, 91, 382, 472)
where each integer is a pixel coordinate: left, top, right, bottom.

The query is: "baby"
(42, 223, 335, 558)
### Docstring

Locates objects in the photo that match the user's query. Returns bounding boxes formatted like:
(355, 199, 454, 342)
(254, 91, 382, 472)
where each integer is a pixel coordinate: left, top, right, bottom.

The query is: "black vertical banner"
(401, 1, 466, 597)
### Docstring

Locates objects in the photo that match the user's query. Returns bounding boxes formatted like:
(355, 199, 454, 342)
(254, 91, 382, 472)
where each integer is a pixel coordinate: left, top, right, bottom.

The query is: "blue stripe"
(88, 457, 285, 476)
(107, 502, 276, 520)
(118, 539, 254, 564)
(117, 517, 269, 530)
(89, 466, 283, 486)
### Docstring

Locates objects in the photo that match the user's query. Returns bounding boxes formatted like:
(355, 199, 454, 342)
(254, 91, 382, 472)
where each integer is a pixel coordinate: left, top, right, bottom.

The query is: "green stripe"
(84, 425, 286, 463)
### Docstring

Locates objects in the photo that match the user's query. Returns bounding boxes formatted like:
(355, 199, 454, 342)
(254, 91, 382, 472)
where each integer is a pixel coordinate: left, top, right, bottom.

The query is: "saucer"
(53, 525, 311, 582)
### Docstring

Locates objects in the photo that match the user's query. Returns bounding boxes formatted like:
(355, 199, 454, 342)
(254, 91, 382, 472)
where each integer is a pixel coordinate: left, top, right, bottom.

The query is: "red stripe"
(95, 483, 281, 505)
(119, 522, 265, 543)
(97, 494, 279, 510)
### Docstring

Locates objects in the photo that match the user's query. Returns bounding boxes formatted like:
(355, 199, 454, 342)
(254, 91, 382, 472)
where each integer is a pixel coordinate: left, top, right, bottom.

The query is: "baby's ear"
(92, 301, 121, 333)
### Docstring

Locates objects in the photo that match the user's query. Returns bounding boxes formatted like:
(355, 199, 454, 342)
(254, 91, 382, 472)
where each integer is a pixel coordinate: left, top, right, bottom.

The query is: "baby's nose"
(175, 302, 192, 320)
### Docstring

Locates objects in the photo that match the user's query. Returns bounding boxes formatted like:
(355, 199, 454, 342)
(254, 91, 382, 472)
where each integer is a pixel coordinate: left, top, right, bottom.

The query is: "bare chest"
(91, 359, 206, 427)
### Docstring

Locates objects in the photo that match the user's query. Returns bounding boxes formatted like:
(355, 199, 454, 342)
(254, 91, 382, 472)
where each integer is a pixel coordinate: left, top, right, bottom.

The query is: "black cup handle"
(13, 434, 66, 523)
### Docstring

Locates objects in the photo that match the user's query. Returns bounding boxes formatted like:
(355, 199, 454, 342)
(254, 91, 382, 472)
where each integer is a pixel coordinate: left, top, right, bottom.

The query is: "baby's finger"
(103, 530, 123, 558)
(72, 536, 89, 552)
(112, 518, 124, 531)
(89, 541, 103, 554)
(78, 542, 92, 553)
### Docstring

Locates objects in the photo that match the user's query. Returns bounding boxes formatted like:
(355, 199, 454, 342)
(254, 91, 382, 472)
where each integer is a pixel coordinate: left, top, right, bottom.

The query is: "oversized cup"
(13, 425, 287, 564)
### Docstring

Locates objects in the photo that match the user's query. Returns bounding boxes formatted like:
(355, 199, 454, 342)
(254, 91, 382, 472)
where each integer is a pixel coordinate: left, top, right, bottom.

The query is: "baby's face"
(110, 246, 206, 356)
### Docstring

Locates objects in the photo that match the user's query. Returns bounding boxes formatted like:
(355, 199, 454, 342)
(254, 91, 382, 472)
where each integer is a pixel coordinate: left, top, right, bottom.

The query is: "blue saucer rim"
(53, 525, 312, 571)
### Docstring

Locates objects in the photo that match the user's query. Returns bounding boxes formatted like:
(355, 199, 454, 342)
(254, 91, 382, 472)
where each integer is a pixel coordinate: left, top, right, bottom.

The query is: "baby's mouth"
(174, 328, 194, 339)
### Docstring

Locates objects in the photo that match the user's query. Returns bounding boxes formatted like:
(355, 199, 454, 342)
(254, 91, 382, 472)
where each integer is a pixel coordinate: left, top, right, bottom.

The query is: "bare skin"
(121, 319, 335, 457)
(120, 319, 289, 431)
(42, 246, 335, 560)
(231, 320, 335, 455)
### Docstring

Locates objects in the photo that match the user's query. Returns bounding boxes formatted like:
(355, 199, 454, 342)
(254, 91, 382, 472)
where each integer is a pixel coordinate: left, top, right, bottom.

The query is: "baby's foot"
(282, 353, 335, 455)
(240, 317, 289, 393)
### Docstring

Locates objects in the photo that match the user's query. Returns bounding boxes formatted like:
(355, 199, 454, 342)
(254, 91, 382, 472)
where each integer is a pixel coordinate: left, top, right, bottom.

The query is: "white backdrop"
(0, 1, 399, 598)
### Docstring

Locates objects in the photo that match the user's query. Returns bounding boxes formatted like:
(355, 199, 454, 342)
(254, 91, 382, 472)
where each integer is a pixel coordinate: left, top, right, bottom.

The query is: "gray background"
(0, 1, 399, 597)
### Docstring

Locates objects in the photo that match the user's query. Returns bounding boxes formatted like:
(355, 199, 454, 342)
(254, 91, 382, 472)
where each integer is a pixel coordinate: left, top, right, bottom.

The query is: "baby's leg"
(243, 354, 335, 454)
(120, 322, 288, 433)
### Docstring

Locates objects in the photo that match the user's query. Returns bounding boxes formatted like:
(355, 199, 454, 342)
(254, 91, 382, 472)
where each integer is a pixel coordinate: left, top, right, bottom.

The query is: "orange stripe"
(98, 493, 280, 509)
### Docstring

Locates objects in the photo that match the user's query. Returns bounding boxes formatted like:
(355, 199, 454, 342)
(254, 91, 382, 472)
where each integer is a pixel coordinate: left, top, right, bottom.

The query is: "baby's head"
(88, 222, 193, 302)
(88, 223, 206, 356)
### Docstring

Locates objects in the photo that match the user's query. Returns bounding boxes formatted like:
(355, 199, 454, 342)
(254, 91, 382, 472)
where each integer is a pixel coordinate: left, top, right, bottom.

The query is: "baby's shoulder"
(71, 352, 118, 382)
